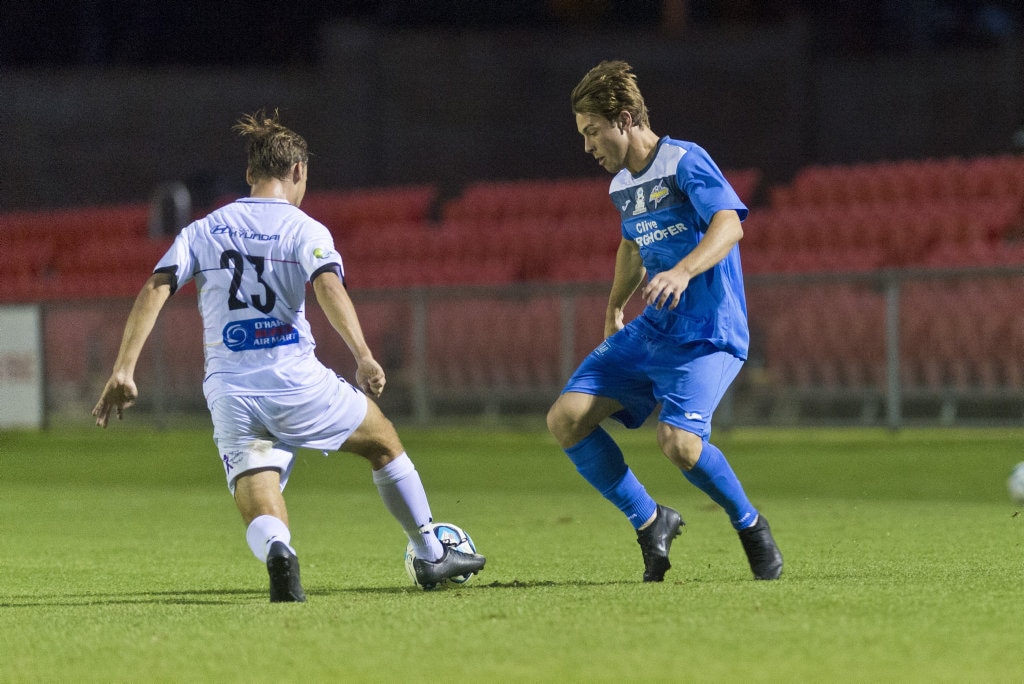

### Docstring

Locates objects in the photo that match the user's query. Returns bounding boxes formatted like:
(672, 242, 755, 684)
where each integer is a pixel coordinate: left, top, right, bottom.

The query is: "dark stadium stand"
(739, 155, 1024, 418)
(3, 157, 1022, 422)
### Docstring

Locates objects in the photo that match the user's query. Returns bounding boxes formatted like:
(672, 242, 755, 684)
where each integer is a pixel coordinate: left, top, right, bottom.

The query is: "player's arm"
(642, 209, 743, 310)
(92, 272, 174, 427)
(605, 237, 646, 337)
(311, 269, 386, 398)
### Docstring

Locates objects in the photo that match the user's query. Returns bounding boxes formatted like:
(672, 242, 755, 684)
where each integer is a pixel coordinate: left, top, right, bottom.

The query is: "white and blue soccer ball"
(1008, 462, 1024, 506)
(404, 522, 478, 587)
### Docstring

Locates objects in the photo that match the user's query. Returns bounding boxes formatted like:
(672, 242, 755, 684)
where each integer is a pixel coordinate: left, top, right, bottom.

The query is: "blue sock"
(565, 427, 658, 530)
(683, 442, 758, 530)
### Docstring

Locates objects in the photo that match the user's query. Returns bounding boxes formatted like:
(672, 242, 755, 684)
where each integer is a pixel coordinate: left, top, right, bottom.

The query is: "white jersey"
(155, 197, 344, 403)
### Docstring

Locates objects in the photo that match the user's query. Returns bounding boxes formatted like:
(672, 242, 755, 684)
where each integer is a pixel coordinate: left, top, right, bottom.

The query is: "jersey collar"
(237, 197, 292, 205)
(630, 136, 669, 179)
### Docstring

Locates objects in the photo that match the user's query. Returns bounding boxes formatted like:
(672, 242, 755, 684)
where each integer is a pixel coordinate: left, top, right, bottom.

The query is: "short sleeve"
(677, 146, 748, 225)
(297, 222, 344, 282)
(154, 229, 196, 294)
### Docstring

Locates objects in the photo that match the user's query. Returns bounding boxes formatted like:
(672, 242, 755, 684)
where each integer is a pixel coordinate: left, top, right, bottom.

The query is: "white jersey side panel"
(155, 197, 344, 402)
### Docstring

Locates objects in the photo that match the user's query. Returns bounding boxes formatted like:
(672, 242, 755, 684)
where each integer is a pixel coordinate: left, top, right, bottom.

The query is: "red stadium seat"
(302, 185, 439, 230)
(724, 168, 763, 205)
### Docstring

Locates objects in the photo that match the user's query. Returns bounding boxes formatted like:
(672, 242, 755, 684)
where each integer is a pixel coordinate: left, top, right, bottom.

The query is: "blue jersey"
(609, 137, 749, 359)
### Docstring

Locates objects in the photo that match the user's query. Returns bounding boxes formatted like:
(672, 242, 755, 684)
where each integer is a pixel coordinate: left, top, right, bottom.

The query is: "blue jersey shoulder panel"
(607, 137, 750, 358)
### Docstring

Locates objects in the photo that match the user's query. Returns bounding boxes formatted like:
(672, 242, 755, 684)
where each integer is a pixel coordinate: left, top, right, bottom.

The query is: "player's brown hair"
(232, 109, 309, 181)
(570, 60, 650, 129)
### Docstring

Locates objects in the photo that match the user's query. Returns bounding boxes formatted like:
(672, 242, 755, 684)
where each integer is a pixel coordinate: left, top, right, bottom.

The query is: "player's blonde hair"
(571, 60, 650, 129)
(232, 109, 309, 181)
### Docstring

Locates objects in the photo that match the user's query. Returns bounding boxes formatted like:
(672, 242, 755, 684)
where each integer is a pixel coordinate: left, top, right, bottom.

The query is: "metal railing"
(39, 264, 1024, 429)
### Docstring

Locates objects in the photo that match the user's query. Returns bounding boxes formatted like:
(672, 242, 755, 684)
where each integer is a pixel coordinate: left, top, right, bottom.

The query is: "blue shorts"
(561, 325, 743, 438)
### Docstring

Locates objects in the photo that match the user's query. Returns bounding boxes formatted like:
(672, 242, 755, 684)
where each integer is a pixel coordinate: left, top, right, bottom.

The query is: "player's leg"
(341, 399, 485, 589)
(655, 348, 782, 579)
(252, 373, 444, 564)
(547, 329, 666, 535)
(234, 467, 289, 527)
(657, 424, 758, 528)
(549, 391, 683, 582)
(211, 395, 306, 602)
(659, 425, 781, 579)
(549, 329, 686, 581)
(233, 467, 306, 602)
(547, 391, 661, 531)
(342, 400, 442, 561)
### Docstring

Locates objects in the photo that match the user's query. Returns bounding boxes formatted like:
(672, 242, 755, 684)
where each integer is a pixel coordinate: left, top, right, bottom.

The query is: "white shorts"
(209, 373, 369, 492)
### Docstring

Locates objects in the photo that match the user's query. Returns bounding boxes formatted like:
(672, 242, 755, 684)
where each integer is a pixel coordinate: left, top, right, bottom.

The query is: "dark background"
(2, 1, 1022, 210)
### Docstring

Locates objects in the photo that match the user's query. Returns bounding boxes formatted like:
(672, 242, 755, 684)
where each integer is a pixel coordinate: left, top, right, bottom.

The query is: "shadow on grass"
(0, 588, 264, 608)
(316, 578, 640, 596)
(1, 578, 663, 607)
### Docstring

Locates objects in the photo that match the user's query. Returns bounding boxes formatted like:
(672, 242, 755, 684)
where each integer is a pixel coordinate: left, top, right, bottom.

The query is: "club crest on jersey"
(649, 179, 669, 208)
(222, 316, 298, 351)
(632, 187, 647, 215)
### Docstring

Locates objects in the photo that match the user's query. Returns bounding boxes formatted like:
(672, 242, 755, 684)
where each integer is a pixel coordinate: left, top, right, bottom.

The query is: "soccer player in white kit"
(93, 110, 485, 600)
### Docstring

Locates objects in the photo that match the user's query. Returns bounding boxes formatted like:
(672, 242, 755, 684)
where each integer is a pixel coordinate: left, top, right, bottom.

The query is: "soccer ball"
(1008, 462, 1024, 506)
(404, 522, 478, 587)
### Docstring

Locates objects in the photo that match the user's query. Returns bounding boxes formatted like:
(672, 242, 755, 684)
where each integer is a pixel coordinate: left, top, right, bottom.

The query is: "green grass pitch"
(1, 423, 1022, 681)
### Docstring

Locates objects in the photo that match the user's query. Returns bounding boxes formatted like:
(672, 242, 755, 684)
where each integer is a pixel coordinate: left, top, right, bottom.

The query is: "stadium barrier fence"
(36, 264, 1024, 429)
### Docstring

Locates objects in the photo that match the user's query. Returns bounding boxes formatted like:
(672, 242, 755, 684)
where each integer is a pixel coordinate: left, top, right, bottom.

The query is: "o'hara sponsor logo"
(632, 220, 689, 247)
(223, 316, 299, 351)
(211, 224, 280, 241)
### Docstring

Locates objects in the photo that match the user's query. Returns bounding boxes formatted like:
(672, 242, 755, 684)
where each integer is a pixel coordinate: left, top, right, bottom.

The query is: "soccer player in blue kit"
(547, 60, 783, 581)
(93, 110, 485, 599)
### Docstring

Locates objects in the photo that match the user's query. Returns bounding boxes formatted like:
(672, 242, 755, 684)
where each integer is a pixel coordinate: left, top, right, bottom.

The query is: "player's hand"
(642, 267, 692, 310)
(356, 358, 386, 398)
(92, 375, 139, 428)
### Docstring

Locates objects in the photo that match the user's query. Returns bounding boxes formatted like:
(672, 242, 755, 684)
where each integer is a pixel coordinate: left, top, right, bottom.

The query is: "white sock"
(637, 508, 659, 531)
(245, 514, 293, 562)
(372, 453, 444, 561)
